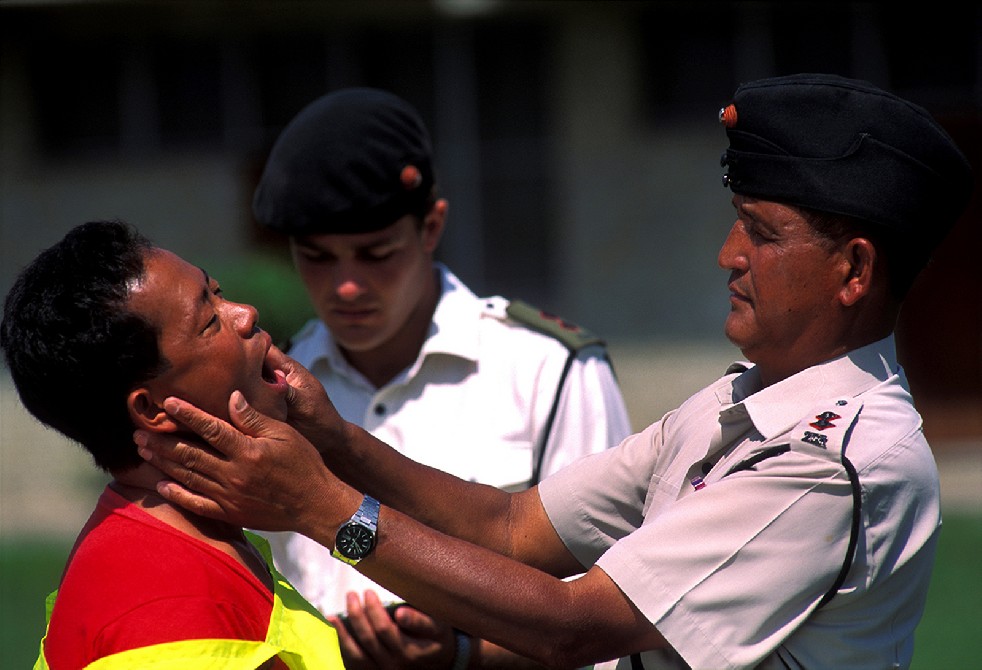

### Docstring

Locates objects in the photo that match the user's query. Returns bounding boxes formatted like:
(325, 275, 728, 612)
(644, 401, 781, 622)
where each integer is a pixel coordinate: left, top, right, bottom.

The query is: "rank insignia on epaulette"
(809, 411, 841, 431)
(505, 299, 604, 352)
(802, 431, 828, 448)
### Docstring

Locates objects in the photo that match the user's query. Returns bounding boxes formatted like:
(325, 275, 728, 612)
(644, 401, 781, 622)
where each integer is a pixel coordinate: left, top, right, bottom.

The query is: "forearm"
(348, 504, 662, 668)
(287, 479, 662, 668)
(472, 640, 550, 669)
(322, 420, 554, 568)
(134, 394, 665, 666)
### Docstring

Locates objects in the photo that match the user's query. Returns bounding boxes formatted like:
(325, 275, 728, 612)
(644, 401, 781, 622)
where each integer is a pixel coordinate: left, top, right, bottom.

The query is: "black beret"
(720, 73, 973, 249)
(254, 88, 435, 235)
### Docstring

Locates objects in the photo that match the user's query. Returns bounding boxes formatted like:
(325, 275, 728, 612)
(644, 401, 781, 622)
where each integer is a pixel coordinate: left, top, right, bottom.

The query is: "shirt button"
(374, 404, 387, 416)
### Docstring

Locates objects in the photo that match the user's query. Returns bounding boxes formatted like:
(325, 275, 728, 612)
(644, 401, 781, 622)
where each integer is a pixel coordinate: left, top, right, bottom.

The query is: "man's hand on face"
(328, 591, 457, 670)
(134, 390, 356, 534)
(266, 346, 346, 452)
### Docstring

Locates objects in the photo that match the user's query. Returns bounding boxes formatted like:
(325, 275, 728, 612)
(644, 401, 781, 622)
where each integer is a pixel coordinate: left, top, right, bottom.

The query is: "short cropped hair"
(1, 221, 168, 472)
(800, 207, 923, 300)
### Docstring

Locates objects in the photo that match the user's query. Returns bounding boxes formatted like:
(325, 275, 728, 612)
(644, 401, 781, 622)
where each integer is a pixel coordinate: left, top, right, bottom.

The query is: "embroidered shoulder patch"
(505, 299, 604, 352)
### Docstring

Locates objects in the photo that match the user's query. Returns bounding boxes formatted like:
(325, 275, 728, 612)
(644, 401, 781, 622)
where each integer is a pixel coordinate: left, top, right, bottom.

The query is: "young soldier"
(251, 88, 631, 667)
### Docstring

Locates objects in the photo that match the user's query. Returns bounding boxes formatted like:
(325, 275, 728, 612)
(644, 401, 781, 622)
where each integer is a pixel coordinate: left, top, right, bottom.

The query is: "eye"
(360, 244, 398, 263)
(744, 219, 774, 244)
(200, 284, 224, 333)
(366, 250, 395, 262)
(296, 247, 333, 263)
(201, 313, 219, 334)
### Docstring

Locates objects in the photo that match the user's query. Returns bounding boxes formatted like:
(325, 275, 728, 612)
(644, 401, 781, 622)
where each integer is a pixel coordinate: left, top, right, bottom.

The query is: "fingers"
(328, 614, 374, 670)
(134, 429, 222, 491)
(133, 398, 237, 494)
(265, 344, 291, 370)
(134, 431, 232, 520)
(159, 396, 244, 457)
(155, 480, 230, 520)
(266, 345, 316, 395)
(227, 390, 271, 438)
(341, 591, 399, 668)
(261, 347, 340, 439)
(336, 591, 458, 669)
(134, 387, 342, 534)
(390, 605, 445, 639)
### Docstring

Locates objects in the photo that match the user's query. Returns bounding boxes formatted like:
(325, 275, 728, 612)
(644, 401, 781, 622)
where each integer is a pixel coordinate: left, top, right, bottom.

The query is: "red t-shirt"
(44, 486, 285, 669)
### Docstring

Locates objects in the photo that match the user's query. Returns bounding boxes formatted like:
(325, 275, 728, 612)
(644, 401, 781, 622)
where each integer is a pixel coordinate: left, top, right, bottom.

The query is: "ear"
(127, 387, 180, 433)
(420, 198, 448, 253)
(837, 237, 877, 307)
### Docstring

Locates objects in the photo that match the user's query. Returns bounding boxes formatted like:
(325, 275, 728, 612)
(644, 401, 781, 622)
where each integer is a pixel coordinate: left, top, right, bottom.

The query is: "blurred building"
(1, 0, 980, 437)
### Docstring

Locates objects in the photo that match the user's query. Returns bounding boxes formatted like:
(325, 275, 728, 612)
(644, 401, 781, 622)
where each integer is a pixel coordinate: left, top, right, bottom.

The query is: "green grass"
(912, 511, 982, 668)
(2, 512, 979, 668)
(0, 537, 70, 669)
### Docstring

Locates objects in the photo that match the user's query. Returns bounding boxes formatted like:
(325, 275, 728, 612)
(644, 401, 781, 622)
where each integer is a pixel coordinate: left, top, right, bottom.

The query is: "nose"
(229, 301, 259, 336)
(718, 221, 748, 272)
(334, 264, 366, 302)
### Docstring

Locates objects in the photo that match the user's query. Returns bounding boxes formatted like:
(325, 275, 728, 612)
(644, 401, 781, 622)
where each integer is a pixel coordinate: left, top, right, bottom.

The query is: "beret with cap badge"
(253, 87, 435, 235)
(719, 73, 973, 253)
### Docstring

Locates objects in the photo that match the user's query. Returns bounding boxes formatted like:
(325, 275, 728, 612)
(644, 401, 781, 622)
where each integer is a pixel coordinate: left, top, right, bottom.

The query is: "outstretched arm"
(175, 346, 583, 573)
(136, 392, 668, 666)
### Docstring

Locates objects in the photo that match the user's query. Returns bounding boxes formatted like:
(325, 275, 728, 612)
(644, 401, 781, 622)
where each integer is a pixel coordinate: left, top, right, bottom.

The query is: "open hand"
(135, 390, 354, 534)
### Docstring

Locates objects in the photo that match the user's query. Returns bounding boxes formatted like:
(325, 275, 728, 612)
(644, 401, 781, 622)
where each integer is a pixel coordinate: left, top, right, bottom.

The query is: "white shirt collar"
(721, 335, 903, 440)
(298, 263, 484, 386)
(418, 263, 483, 363)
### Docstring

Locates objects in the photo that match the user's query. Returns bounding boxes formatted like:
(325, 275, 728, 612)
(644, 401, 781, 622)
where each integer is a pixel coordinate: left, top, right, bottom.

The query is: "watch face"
(336, 522, 376, 559)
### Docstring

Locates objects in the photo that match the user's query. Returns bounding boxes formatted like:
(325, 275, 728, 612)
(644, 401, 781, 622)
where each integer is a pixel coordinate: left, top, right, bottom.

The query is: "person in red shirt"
(1, 220, 342, 669)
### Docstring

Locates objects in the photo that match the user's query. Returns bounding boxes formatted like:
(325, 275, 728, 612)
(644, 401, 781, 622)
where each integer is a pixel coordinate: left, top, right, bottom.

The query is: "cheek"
(762, 262, 831, 317)
(393, 270, 430, 315)
(371, 260, 417, 303)
(164, 374, 227, 420)
(195, 343, 248, 400)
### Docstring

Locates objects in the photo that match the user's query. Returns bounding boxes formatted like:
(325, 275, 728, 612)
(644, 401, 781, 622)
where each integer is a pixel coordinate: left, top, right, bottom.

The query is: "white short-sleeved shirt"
(262, 264, 631, 615)
(539, 336, 941, 670)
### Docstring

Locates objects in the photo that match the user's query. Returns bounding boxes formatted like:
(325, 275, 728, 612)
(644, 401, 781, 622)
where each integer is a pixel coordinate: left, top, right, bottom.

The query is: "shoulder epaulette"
(505, 299, 605, 352)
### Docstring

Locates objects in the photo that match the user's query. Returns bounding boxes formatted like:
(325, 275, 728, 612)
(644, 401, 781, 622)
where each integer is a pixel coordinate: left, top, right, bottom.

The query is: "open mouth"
(261, 356, 278, 384)
(259, 334, 285, 388)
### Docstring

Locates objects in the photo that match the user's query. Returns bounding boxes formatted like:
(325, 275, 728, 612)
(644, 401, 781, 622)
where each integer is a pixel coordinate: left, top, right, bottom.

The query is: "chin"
(334, 334, 386, 354)
(723, 316, 755, 348)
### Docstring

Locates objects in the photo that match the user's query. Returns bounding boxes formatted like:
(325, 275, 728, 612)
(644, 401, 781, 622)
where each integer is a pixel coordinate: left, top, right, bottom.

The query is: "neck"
(755, 329, 893, 388)
(110, 462, 272, 589)
(110, 464, 241, 542)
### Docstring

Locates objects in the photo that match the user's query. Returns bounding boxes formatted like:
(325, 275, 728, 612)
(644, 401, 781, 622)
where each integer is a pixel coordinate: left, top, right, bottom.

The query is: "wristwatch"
(332, 495, 380, 565)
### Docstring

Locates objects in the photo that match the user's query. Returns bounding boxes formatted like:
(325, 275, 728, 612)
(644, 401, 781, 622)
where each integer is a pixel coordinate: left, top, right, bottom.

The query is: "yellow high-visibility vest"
(34, 532, 344, 669)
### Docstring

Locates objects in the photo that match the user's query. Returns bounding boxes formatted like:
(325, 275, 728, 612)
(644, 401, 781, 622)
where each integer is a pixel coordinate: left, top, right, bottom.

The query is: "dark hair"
(1, 221, 168, 472)
(800, 207, 925, 301)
